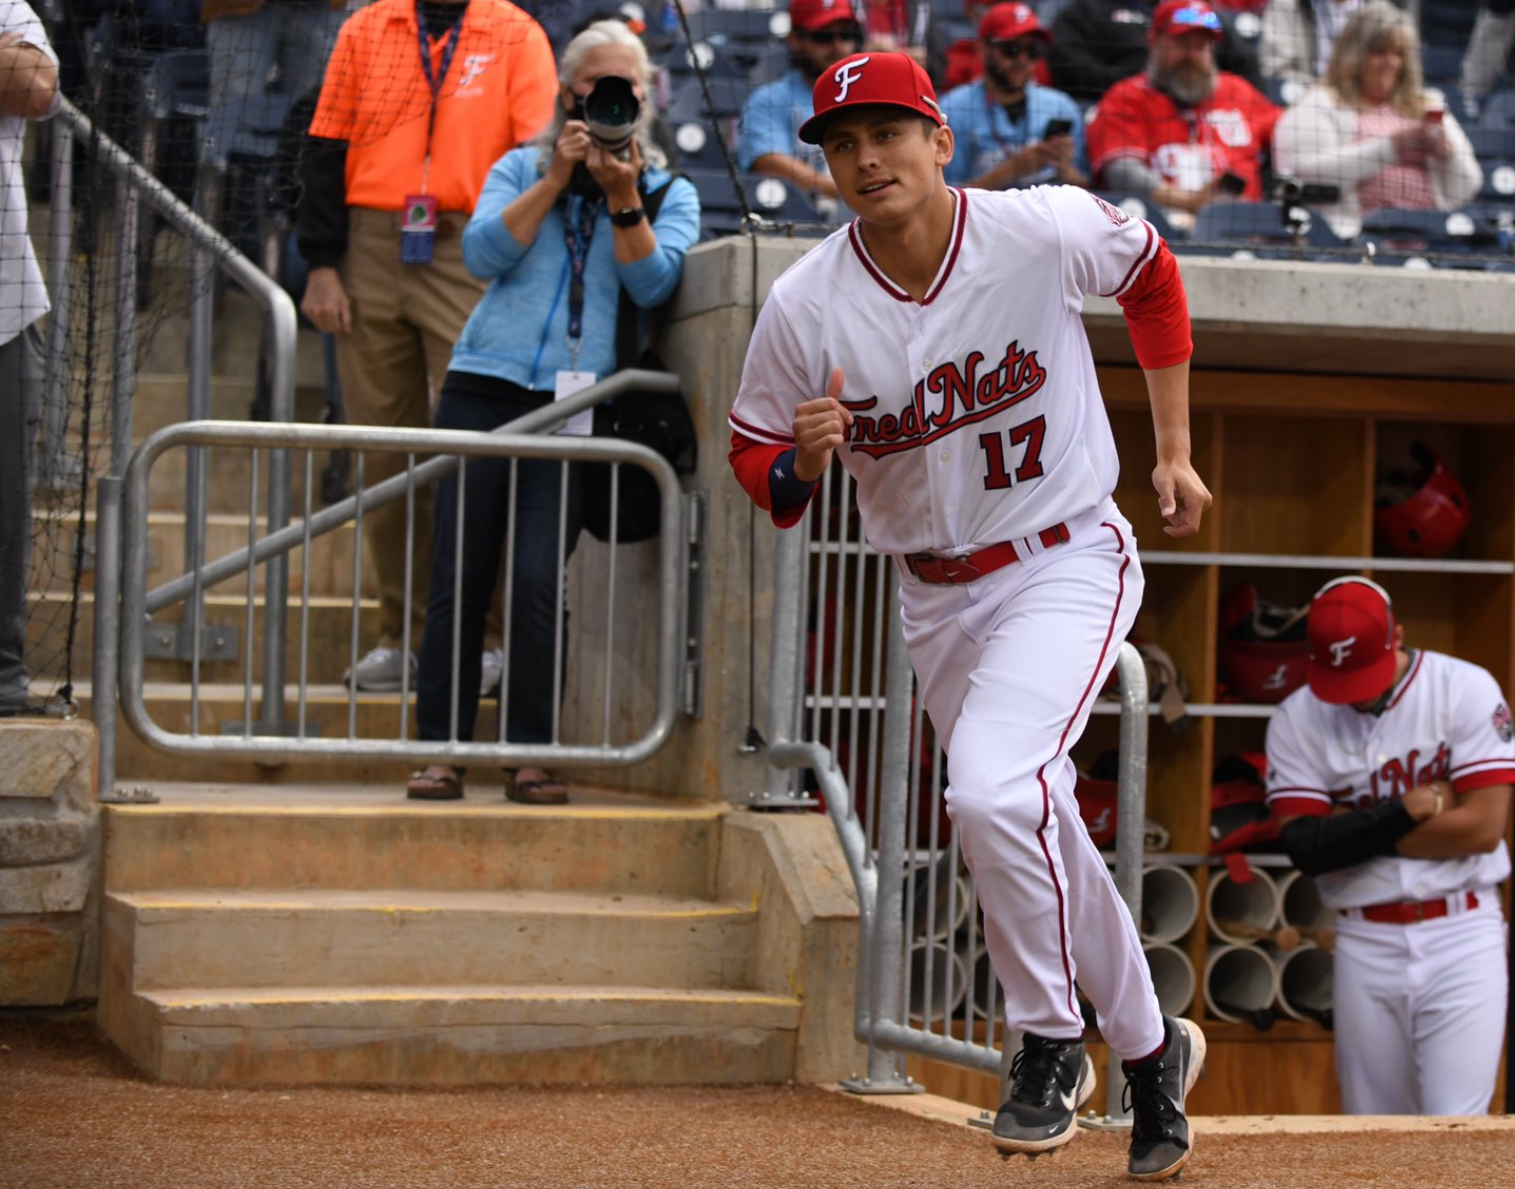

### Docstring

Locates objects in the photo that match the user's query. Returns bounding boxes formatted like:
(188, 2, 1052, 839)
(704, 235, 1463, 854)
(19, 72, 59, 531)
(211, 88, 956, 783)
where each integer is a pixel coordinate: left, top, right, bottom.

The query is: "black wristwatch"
(610, 205, 647, 228)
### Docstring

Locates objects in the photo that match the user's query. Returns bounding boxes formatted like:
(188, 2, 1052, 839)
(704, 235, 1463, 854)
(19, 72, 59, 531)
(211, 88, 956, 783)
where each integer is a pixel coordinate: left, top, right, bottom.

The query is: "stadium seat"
(1189, 199, 1353, 260)
(1359, 206, 1503, 260)
(1476, 159, 1515, 202)
(685, 167, 833, 239)
(667, 76, 751, 123)
(1421, 43, 1465, 86)
(681, 9, 790, 44)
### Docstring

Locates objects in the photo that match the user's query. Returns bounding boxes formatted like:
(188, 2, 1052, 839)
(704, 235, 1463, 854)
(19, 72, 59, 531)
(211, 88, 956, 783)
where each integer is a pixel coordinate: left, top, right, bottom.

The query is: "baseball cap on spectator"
(799, 51, 947, 144)
(790, 0, 859, 33)
(978, 3, 1050, 44)
(1305, 578, 1399, 704)
(1151, 0, 1224, 39)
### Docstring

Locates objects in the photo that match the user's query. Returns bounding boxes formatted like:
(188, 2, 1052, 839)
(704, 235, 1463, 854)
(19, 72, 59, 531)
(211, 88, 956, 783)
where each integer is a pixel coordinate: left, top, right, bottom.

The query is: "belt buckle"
(1414, 901, 1426, 922)
(938, 556, 982, 583)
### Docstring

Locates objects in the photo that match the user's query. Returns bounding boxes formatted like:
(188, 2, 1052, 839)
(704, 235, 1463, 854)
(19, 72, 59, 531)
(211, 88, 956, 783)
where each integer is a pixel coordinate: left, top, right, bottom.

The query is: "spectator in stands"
(1461, 1, 1515, 120)
(203, 2, 347, 142)
(1273, 2, 1483, 239)
(941, 3, 1088, 188)
(1086, 0, 1279, 224)
(857, 0, 946, 86)
(1049, 0, 1262, 103)
(298, 0, 558, 692)
(403, 20, 698, 804)
(737, 0, 862, 199)
(1261, 0, 1374, 91)
(0, 2, 60, 714)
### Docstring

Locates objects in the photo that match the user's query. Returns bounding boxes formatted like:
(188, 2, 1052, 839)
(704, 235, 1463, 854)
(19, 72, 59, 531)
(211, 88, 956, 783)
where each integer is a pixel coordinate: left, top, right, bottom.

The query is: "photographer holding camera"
(405, 18, 699, 805)
(1272, 3, 1482, 240)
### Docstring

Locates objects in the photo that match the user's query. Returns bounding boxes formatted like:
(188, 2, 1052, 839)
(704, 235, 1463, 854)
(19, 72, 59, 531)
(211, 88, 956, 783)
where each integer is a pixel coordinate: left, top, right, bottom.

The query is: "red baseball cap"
(1305, 578, 1399, 704)
(979, 2, 1049, 44)
(789, 0, 858, 34)
(1151, 0, 1224, 39)
(799, 51, 947, 145)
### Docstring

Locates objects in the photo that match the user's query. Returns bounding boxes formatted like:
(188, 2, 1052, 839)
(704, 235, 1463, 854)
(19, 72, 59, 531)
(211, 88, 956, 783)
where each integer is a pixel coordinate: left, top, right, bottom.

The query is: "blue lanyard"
(561, 193, 605, 351)
(416, 1, 464, 175)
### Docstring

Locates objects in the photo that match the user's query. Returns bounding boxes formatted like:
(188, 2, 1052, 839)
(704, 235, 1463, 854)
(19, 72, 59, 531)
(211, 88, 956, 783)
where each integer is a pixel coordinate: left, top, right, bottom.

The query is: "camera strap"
(562, 192, 607, 368)
(414, 0, 465, 193)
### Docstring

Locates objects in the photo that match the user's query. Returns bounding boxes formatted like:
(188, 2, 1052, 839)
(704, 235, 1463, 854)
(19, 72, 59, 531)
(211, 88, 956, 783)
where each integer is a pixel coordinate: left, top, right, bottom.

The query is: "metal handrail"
(119, 419, 686, 768)
(58, 97, 299, 793)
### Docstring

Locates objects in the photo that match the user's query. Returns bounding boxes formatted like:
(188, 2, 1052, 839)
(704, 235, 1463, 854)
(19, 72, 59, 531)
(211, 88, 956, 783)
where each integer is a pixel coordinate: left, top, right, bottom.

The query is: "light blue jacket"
(451, 146, 701, 391)
(738, 69, 829, 176)
(939, 81, 1087, 188)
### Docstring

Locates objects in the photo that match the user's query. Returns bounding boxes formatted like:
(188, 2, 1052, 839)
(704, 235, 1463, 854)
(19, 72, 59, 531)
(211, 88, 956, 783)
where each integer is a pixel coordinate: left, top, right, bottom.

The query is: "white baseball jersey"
(1265, 649, 1515, 909)
(728, 185, 1162, 557)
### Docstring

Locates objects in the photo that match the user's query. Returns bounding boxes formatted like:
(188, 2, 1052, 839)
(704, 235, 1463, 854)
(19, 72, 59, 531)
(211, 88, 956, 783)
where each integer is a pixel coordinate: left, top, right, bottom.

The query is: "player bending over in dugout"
(1266, 577, 1513, 1115)
(728, 51, 1212, 1180)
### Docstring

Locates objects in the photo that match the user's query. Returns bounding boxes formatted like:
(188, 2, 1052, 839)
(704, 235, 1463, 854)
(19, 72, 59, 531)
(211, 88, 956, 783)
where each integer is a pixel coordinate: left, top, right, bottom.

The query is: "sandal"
(504, 767, 569, 806)
(406, 765, 464, 801)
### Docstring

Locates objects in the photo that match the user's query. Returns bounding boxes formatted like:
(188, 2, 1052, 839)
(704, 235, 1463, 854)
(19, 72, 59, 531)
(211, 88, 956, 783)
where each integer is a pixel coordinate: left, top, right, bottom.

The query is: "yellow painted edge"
(102, 804, 726, 821)
(147, 988, 802, 1009)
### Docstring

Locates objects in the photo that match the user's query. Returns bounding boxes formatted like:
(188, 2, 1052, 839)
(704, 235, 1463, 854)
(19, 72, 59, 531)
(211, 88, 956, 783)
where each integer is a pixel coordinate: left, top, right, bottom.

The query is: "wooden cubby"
(1092, 366, 1515, 1114)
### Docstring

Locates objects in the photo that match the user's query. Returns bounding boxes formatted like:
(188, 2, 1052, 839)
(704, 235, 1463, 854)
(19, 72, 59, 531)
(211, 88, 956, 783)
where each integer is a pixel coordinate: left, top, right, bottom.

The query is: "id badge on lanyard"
(404, 1, 461, 266)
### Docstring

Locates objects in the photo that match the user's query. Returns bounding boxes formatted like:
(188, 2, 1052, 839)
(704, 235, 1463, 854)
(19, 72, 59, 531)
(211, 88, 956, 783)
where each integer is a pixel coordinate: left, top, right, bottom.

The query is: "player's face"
(820, 109, 953, 225)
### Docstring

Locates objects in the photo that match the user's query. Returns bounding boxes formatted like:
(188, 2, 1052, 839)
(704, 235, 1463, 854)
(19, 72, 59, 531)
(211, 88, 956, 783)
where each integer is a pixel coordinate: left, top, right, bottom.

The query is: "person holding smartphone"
(1273, 3, 1482, 240)
(941, 3, 1088, 190)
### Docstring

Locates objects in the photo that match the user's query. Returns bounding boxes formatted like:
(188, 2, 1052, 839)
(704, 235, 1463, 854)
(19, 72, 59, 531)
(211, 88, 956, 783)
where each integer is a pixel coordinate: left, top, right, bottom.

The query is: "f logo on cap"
(833, 55, 870, 101)
(1329, 637, 1356, 667)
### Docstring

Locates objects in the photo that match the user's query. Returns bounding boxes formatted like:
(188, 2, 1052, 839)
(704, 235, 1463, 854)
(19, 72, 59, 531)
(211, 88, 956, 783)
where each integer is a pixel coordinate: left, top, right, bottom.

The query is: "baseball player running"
(1266, 577, 1514, 1114)
(728, 51, 1211, 1179)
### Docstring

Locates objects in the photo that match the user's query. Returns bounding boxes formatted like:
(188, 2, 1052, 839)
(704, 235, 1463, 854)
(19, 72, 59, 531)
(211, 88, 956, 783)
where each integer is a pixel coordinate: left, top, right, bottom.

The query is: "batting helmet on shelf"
(1074, 750, 1172, 852)
(1208, 751, 1280, 853)
(1374, 443, 1471, 559)
(1217, 584, 1311, 704)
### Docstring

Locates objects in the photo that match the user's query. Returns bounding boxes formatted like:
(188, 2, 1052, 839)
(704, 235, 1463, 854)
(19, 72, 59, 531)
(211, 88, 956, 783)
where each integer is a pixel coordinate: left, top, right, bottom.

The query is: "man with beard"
(737, 0, 862, 200)
(1086, 1, 1278, 223)
(941, 3, 1087, 189)
(1050, 0, 1261, 104)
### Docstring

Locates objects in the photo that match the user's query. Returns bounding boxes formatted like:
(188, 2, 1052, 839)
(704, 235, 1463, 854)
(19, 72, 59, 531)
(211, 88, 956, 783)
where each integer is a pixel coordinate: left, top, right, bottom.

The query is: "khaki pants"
(335, 208, 486, 650)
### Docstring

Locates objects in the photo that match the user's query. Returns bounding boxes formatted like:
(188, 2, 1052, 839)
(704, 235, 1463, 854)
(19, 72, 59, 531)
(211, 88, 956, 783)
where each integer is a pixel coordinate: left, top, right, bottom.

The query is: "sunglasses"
(804, 26, 861, 45)
(1164, 7, 1223, 33)
(990, 39, 1045, 60)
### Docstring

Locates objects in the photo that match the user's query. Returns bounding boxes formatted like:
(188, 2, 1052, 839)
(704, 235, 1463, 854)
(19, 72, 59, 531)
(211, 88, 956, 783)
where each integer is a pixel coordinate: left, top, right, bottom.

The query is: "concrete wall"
(0, 720, 100, 1005)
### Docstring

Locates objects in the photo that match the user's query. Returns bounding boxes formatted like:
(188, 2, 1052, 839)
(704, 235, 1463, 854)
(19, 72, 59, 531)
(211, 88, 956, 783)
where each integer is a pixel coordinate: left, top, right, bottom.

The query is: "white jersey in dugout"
(728, 185, 1162, 557)
(1265, 649, 1515, 908)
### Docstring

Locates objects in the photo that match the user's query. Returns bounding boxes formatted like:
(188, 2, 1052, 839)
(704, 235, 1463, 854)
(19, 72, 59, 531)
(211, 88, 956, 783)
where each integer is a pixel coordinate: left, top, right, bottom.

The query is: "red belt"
(904, 523, 1070, 585)
(1346, 892, 1478, 925)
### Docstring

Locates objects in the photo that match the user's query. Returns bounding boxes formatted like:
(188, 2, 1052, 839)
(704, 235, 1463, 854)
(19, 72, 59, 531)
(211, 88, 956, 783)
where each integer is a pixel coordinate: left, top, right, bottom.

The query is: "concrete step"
(102, 786, 724, 898)
(109, 984, 800, 1085)
(107, 888, 758, 992)
(27, 592, 383, 684)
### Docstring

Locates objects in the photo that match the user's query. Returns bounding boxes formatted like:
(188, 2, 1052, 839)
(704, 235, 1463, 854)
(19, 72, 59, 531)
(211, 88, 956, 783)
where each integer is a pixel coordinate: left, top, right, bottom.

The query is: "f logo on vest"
(1329, 636, 1356, 668)
(833, 55, 871, 102)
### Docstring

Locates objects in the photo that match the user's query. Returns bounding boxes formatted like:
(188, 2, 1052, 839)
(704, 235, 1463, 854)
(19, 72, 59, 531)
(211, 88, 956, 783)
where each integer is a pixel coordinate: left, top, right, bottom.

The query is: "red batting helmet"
(1374, 443, 1471, 559)
(1218, 584, 1310, 704)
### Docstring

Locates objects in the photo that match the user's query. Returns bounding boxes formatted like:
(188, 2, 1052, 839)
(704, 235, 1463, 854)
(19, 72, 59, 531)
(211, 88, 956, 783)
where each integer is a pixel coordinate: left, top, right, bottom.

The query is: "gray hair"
(533, 20, 667, 170)
(1326, 2, 1426, 118)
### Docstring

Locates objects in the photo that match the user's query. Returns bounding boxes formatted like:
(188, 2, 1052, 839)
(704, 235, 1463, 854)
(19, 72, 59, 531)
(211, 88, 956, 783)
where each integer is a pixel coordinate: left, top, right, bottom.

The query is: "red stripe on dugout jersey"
(846, 189, 968, 306)
(728, 411, 795, 446)
(1101, 221, 1156, 299)
(1384, 649, 1425, 712)
(1034, 517, 1133, 1023)
(1265, 792, 1331, 818)
(921, 189, 969, 306)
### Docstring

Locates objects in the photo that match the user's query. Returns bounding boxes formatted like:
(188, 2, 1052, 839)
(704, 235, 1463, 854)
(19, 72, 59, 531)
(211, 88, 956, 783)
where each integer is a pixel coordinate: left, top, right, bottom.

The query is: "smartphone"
(1424, 106, 1445, 125)
(1216, 171, 1247, 196)
(1043, 117, 1074, 139)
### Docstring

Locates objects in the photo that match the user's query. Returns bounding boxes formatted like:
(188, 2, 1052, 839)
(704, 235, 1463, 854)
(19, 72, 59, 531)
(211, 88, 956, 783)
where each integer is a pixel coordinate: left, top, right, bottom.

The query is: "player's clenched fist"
(792, 368, 853, 482)
(1153, 456, 1213, 538)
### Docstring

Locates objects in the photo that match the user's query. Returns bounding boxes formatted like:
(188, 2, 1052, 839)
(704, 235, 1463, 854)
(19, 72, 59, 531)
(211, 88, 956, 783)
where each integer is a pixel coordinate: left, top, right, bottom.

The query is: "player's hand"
(1403, 779, 1452, 822)
(301, 267, 352, 336)
(792, 368, 852, 482)
(1152, 456, 1212, 537)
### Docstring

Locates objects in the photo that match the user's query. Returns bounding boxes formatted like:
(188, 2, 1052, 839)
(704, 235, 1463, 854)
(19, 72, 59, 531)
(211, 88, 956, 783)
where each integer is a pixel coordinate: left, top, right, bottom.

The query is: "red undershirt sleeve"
(729, 430, 817, 529)
(1116, 240, 1193, 371)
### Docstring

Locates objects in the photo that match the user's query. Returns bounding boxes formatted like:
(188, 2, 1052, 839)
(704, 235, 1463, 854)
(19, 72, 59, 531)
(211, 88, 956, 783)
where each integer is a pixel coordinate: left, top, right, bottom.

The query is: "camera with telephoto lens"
(568, 75, 640, 195)
(1272, 177, 1341, 206)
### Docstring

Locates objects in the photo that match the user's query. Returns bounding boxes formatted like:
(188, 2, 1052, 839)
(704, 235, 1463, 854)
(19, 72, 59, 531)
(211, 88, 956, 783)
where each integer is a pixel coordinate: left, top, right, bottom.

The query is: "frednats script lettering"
(841, 340, 1047, 460)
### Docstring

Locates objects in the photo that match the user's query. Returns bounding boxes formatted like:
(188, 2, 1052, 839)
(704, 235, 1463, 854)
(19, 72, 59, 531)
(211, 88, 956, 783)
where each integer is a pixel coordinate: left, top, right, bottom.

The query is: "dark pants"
(416, 372, 585, 745)
(0, 325, 42, 710)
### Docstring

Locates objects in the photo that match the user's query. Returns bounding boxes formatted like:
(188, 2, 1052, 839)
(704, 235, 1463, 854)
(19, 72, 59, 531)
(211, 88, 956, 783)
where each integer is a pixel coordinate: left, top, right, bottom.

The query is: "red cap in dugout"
(1305, 578, 1399, 704)
(1151, 0, 1224, 38)
(800, 52, 947, 144)
(788, 0, 858, 33)
(979, 3, 1050, 44)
